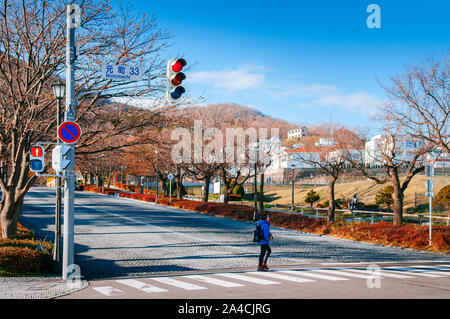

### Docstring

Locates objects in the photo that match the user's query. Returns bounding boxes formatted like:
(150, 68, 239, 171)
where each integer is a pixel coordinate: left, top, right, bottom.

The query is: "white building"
(327, 149, 364, 165)
(287, 127, 308, 140)
(264, 146, 321, 182)
(364, 134, 426, 167)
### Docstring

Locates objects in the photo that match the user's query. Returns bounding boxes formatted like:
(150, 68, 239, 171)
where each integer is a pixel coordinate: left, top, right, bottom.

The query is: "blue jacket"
(257, 219, 270, 245)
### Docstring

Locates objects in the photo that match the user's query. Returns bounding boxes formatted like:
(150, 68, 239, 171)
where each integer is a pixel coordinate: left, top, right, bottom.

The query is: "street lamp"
(155, 149, 159, 203)
(291, 163, 295, 211)
(146, 169, 150, 193)
(51, 80, 65, 266)
(252, 140, 259, 221)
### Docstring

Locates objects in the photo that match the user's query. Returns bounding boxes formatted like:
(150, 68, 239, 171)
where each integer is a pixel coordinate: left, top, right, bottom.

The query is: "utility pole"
(62, 4, 80, 280)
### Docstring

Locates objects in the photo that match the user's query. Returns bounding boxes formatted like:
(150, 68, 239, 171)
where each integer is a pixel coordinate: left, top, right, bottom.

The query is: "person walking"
(257, 214, 272, 271)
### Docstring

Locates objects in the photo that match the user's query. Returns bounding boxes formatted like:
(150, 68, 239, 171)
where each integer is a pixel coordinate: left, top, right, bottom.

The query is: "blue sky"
(130, 0, 449, 130)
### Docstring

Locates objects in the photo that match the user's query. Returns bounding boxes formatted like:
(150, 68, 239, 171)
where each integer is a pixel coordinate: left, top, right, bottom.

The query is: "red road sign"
(58, 121, 81, 144)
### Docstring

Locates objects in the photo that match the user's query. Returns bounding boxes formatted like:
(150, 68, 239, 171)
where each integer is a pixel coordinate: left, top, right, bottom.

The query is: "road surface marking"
(182, 275, 245, 288)
(92, 286, 125, 296)
(248, 271, 315, 283)
(278, 270, 350, 281)
(383, 267, 445, 277)
(403, 266, 450, 276)
(150, 277, 207, 290)
(115, 279, 168, 293)
(319, 260, 450, 265)
(409, 265, 450, 272)
(342, 268, 415, 279)
(216, 273, 281, 285)
(307, 269, 373, 279)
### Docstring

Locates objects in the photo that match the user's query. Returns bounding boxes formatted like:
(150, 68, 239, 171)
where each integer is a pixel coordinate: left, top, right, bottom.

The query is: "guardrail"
(182, 196, 449, 226)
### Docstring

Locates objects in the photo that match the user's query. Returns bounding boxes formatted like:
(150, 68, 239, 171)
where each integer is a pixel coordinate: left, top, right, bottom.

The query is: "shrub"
(375, 185, 394, 210)
(305, 190, 320, 207)
(232, 184, 245, 197)
(434, 184, 450, 209)
(0, 247, 53, 275)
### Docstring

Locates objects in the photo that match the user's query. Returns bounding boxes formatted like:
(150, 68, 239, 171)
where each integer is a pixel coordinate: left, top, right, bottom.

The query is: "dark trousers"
(259, 244, 271, 266)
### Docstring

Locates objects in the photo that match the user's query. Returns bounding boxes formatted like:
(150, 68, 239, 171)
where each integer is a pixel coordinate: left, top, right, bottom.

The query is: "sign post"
(425, 163, 435, 246)
(62, 4, 80, 280)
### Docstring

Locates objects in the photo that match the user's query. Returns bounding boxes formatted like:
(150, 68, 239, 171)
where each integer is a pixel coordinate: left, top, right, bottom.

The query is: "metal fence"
(227, 200, 450, 226)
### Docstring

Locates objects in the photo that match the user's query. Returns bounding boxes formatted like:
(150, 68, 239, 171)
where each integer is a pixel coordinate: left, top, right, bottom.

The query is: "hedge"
(0, 223, 54, 276)
(0, 246, 53, 275)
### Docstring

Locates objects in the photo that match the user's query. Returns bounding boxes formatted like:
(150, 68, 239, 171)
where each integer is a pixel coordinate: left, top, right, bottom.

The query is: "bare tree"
(349, 125, 432, 225)
(380, 55, 449, 154)
(293, 124, 361, 222)
(0, 0, 172, 238)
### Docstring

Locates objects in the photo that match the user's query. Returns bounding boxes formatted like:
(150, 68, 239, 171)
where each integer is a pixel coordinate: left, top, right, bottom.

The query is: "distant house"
(287, 127, 308, 140)
(264, 146, 320, 183)
(364, 134, 426, 167)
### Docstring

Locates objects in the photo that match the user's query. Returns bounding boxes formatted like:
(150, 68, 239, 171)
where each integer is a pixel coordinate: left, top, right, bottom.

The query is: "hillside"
(268, 175, 449, 210)
(178, 103, 297, 135)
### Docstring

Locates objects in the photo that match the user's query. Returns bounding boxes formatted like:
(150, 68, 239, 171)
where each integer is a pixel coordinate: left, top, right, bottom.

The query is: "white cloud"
(271, 83, 339, 99)
(190, 67, 266, 91)
(314, 92, 382, 115)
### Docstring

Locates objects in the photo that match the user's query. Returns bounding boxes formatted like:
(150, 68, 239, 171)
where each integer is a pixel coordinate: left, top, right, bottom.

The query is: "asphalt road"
(19, 186, 450, 299)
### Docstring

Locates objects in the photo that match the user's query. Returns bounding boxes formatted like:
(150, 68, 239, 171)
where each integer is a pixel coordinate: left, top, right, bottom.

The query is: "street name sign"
(58, 121, 81, 144)
(102, 64, 143, 81)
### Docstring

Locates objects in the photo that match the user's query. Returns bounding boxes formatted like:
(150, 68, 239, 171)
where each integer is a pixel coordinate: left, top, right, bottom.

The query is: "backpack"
(253, 223, 263, 242)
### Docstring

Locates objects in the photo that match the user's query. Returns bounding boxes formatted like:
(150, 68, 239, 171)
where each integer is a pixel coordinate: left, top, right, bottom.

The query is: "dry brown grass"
(269, 175, 449, 209)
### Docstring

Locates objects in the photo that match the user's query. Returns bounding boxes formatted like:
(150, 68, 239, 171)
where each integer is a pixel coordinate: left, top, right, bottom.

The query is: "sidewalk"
(0, 276, 88, 299)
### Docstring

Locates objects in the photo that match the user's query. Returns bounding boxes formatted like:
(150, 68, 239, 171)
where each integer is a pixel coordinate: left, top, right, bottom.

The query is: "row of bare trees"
(0, 0, 176, 238)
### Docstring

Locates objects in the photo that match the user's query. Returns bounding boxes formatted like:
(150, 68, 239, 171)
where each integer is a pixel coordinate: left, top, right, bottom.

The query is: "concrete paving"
(5, 186, 449, 299)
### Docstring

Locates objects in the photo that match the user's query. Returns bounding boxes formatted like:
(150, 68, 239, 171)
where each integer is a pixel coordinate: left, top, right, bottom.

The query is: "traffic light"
(52, 145, 71, 173)
(166, 58, 187, 102)
(30, 145, 45, 173)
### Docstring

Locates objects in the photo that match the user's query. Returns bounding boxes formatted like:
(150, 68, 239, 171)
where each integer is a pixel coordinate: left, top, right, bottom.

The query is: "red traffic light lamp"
(171, 58, 186, 72)
(30, 145, 45, 173)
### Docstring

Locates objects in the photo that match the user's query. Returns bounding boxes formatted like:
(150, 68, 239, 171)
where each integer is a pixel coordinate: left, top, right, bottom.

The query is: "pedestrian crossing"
(91, 264, 450, 296)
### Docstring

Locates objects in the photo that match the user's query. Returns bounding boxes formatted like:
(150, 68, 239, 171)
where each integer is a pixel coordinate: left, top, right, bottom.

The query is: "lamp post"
(291, 163, 295, 211)
(101, 153, 105, 193)
(253, 140, 259, 221)
(51, 80, 65, 266)
(155, 150, 159, 203)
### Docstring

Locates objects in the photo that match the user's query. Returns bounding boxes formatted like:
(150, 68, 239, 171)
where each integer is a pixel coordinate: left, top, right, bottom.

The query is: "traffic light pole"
(54, 98, 62, 266)
(62, 8, 76, 280)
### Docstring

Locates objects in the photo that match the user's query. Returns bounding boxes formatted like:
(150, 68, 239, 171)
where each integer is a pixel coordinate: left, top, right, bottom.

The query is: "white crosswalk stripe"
(383, 267, 446, 277)
(182, 275, 245, 288)
(93, 286, 125, 296)
(342, 268, 415, 279)
(115, 279, 168, 293)
(90, 264, 450, 297)
(306, 269, 373, 279)
(150, 277, 208, 290)
(216, 273, 281, 285)
(409, 265, 450, 273)
(277, 270, 349, 281)
(248, 271, 316, 283)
